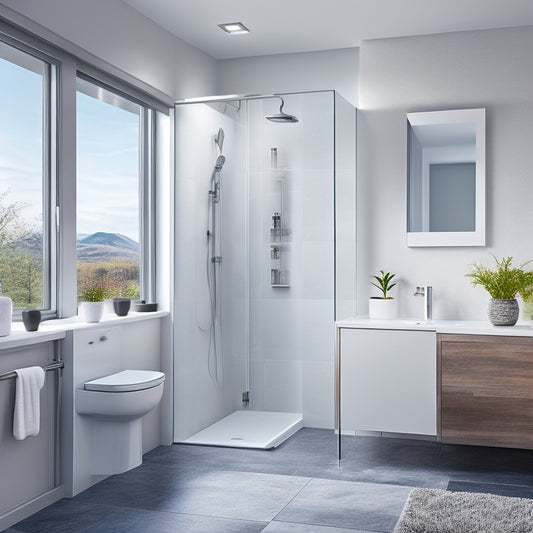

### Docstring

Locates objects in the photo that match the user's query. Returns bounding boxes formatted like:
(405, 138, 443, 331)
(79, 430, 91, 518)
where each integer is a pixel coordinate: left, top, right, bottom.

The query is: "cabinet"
(339, 328, 436, 436)
(438, 334, 533, 449)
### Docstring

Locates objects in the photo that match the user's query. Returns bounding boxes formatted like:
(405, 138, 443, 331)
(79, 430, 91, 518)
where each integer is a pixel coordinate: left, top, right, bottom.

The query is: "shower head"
(215, 128, 225, 153)
(266, 97, 299, 123)
(215, 155, 226, 171)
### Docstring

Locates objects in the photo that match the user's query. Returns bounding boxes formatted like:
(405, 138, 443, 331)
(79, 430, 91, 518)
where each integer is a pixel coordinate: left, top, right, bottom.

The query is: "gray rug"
(394, 488, 533, 533)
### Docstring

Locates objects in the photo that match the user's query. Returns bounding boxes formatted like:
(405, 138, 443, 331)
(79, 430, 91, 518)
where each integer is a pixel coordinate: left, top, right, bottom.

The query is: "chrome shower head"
(214, 155, 225, 171)
(215, 128, 224, 153)
(266, 97, 299, 123)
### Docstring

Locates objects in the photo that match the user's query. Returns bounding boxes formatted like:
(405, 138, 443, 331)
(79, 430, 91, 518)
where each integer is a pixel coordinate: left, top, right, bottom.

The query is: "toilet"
(76, 369, 165, 475)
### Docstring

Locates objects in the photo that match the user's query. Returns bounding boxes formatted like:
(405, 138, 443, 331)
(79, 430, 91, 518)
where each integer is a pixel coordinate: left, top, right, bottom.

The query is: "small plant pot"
(113, 298, 131, 317)
(79, 301, 104, 323)
(369, 298, 398, 320)
(488, 298, 519, 326)
(22, 309, 41, 332)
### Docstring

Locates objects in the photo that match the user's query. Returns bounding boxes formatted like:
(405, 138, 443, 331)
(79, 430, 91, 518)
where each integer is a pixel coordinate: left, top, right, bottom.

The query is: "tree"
(0, 190, 42, 307)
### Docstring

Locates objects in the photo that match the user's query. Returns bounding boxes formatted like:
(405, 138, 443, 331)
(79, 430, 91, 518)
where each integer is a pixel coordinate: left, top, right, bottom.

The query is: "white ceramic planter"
(79, 301, 105, 323)
(0, 296, 12, 336)
(369, 298, 398, 320)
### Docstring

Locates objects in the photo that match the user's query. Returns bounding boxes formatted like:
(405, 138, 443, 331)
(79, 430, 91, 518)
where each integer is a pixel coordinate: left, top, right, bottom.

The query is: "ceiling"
(122, 0, 533, 60)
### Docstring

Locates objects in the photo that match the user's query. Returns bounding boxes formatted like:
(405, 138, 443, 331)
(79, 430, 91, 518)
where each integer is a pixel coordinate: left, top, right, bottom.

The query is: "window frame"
(75, 73, 157, 303)
(0, 19, 165, 318)
(0, 32, 58, 317)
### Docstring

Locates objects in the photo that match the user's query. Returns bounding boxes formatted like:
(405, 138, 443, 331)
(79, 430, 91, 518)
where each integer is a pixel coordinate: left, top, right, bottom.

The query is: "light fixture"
(218, 22, 250, 35)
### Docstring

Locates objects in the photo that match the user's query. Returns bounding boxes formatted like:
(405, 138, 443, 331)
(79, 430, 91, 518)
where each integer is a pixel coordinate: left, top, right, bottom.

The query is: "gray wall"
(0, 0, 217, 99)
(358, 26, 533, 320)
(217, 48, 359, 107)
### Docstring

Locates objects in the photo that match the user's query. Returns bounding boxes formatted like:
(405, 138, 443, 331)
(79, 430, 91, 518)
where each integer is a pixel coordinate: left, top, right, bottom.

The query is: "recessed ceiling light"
(218, 22, 250, 35)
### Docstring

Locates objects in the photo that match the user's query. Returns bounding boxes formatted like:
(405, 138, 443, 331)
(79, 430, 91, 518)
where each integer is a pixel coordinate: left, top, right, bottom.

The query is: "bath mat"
(394, 487, 533, 533)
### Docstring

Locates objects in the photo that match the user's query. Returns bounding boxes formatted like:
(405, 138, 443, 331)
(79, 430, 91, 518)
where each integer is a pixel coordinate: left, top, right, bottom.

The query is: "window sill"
(0, 310, 168, 351)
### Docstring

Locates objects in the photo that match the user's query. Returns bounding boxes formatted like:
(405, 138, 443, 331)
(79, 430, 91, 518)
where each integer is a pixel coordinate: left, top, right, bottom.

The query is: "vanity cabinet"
(438, 334, 533, 449)
(339, 328, 436, 436)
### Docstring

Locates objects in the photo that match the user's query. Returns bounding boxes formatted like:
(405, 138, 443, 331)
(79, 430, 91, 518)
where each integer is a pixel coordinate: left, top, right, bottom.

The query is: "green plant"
(519, 270, 533, 302)
(466, 255, 533, 300)
(80, 285, 107, 302)
(371, 270, 396, 299)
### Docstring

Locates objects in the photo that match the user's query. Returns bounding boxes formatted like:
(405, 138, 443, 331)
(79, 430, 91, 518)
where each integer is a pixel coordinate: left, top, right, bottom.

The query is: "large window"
(0, 40, 54, 310)
(76, 77, 154, 303)
(0, 22, 163, 317)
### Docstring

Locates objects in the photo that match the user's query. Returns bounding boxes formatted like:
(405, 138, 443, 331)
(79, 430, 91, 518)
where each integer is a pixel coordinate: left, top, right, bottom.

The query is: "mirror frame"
(407, 108, 486, 247)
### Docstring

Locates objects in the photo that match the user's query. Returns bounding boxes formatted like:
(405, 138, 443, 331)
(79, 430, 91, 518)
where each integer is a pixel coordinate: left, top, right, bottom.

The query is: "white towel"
(13, 366, 45, 440)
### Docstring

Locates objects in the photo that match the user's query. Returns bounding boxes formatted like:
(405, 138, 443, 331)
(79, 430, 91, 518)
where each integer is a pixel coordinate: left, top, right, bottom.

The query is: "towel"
(13, 366, 45, 440)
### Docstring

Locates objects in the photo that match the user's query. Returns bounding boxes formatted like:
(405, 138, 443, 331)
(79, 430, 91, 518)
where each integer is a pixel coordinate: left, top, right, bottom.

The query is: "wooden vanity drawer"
(438, 334, 533, 449)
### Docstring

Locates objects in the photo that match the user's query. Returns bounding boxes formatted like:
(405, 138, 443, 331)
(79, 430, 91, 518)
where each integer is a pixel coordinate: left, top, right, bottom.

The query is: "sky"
(0, 54, 140, 242)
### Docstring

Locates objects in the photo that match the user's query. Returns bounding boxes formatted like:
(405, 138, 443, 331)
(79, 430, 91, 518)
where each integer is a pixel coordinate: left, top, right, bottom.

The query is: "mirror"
(407, 108, 485, 247)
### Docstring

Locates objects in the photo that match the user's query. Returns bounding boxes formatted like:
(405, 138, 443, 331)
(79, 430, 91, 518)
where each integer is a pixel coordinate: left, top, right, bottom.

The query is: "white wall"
(358, 26, 533, 320)
(0, 0, 217, 100)
(217, 48, 359, 107)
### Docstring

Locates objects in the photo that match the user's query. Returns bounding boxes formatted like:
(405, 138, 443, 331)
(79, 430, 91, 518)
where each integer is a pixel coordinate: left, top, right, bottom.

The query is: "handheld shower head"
(266, 97, 299, 123)
(214, 155, 225, 171)
(215, 128, 225, 153)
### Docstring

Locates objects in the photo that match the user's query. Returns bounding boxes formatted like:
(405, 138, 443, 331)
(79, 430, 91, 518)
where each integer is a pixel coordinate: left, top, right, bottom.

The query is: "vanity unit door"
(438, 334, 533, 449)
(340, 328, 436, 436)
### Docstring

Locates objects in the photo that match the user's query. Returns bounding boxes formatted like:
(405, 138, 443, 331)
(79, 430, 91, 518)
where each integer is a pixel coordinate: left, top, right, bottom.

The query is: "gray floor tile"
(76, 468, 310, 522)
(447, 479, 533, 499)
(263, 521, 371, 532)
(12, 500, 267, 533)
(275, 478, 411, 532)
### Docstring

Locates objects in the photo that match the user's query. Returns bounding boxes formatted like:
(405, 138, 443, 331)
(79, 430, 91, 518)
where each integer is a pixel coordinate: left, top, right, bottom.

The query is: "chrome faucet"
(414, 286, 432, 321)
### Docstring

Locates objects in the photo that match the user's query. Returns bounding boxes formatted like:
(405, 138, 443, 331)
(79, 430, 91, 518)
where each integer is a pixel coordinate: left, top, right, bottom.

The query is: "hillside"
(77, 232, 138, 262)
(10, 231, 139, 263)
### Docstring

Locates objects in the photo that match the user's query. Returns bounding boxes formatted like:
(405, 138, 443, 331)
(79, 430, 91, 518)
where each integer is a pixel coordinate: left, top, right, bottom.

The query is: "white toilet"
(76, 369, 165, 475)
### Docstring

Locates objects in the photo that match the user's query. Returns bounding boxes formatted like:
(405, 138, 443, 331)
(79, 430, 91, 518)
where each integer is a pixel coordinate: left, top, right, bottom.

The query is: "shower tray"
(181, 410, 303, 449)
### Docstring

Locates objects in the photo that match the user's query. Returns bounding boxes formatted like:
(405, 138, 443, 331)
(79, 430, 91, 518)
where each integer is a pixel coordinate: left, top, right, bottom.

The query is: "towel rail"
(0, 361, 64, 382)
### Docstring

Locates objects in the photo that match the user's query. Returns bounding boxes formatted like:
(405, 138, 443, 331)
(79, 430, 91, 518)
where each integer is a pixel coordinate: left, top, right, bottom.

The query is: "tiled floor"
(9, 428, 533, 532)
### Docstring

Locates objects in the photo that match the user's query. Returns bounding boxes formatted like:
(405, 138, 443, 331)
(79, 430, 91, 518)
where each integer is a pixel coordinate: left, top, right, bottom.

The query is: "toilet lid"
(84, 370, 165, 392)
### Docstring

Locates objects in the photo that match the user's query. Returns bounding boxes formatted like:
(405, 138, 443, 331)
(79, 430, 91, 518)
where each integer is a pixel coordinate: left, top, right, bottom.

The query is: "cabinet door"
(340, 328, 436, 436)
(439, 334, 533, 449)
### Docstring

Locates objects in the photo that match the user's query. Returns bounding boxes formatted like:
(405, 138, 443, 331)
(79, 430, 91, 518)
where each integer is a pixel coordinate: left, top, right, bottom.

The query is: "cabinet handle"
(99, 336, 108, 342)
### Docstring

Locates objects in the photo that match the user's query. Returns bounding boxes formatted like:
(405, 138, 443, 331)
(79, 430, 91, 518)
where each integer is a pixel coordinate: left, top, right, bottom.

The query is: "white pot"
(369, 298, 398, 320)
(0, 296, 12, 336)
(79, 301, 104, 323)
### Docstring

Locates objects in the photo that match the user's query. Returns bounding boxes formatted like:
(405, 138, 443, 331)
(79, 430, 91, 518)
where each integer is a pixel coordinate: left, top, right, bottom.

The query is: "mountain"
(77, 232, 138, 262)
(10, 231, 139, 263)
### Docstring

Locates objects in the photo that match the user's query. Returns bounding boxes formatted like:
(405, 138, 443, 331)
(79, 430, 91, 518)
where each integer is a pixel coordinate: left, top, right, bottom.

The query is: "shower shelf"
(272, 284, 291, 288)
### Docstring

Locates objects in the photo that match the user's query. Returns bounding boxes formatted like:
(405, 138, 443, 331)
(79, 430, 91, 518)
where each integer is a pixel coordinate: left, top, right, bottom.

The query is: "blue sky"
(0, 55, 140, 242)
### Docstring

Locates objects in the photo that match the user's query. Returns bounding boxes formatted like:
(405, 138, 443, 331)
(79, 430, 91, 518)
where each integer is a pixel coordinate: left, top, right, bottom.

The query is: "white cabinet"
(339, 328, 436, 436)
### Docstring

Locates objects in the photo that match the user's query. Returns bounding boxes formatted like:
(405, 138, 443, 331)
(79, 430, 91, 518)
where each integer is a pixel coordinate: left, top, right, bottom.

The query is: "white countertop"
(0, 310, 168, 351)
(336, 317, 533, 337)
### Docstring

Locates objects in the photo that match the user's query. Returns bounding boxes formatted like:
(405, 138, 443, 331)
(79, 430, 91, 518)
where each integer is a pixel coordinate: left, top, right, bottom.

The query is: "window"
(0, 40, 55, 311)
(76, 76, 155, 303)
(0, 21, 164, 317)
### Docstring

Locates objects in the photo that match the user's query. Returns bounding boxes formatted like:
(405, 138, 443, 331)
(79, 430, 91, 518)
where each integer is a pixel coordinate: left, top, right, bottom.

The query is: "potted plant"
(79, 285, 107, 323)
(466, 255, 532, 326)
(369, 270, 398, 319)
(519, 271, 533, 323)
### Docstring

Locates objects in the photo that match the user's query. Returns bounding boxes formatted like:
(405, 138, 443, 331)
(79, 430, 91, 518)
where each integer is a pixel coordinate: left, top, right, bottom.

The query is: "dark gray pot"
(22, 309, 41, 331)
(488, 298, 519, 326)
(113, 298, 131, 317)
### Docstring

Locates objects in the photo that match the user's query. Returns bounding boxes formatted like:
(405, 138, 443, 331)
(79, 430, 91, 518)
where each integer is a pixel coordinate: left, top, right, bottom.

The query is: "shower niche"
(174, 91, 356, 448)
(269, 147, 291, 288)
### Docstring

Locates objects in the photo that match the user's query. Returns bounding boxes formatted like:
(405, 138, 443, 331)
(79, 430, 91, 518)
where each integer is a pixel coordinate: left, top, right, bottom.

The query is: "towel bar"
(0, 361, 64, 382)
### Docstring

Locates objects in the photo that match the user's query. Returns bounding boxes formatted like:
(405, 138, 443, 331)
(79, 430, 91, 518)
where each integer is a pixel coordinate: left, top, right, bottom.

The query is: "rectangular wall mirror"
(407, 108, 486, 247)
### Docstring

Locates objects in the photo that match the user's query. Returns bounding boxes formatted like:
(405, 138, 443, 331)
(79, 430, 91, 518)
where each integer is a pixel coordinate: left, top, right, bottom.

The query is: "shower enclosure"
(174, 91, 356, 448)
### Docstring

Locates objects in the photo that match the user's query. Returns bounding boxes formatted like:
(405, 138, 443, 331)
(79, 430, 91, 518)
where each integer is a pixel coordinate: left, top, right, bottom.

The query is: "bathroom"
(2, 1, 533, 532)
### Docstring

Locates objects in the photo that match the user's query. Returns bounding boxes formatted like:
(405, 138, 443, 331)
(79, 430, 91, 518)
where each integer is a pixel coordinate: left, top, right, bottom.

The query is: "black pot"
(22, 309, 41, 332)
(113, 298, 131, 317)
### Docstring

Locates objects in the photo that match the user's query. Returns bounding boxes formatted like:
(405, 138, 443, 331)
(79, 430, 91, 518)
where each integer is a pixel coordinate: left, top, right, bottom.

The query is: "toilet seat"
(84, 370, 165, 392)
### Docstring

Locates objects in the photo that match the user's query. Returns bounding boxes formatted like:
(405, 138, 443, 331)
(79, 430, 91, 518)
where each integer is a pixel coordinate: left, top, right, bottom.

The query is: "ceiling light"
(218, 22, 250, 35)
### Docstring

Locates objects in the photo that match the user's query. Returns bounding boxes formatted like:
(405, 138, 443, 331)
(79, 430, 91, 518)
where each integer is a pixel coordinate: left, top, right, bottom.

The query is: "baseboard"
(0, 485, 64, 531)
